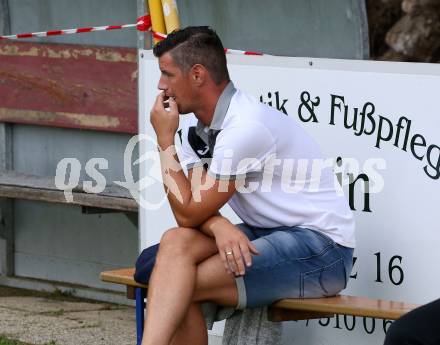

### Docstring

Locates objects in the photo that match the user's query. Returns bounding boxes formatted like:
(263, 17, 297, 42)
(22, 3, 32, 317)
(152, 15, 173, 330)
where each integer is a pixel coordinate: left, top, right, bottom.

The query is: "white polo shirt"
(178, 82, 355, 248)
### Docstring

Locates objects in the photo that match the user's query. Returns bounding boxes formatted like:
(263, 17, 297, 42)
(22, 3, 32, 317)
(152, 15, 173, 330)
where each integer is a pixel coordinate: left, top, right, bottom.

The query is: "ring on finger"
(225, 250, 233, 256)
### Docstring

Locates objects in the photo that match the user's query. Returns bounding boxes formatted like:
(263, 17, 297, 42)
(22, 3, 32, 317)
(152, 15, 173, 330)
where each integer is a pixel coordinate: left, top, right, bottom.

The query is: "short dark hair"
(153, 26, 229, 85)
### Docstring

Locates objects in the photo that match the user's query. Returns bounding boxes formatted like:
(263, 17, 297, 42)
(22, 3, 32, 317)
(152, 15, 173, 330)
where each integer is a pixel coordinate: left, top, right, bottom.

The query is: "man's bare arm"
(150, 92, 236, 228)
(157, 144, 236, 228)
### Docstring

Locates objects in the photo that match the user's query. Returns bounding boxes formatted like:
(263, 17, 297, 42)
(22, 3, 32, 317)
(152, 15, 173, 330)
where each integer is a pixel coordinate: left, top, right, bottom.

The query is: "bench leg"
(136, 287, 146, 345)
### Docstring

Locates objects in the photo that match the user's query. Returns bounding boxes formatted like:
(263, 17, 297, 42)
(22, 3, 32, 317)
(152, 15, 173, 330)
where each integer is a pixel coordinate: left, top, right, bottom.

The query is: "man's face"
(157, 52, 194, 114)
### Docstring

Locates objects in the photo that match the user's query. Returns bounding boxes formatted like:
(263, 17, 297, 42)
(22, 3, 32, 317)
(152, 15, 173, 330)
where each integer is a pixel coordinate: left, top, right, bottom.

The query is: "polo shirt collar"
(195, 81, 236, 139)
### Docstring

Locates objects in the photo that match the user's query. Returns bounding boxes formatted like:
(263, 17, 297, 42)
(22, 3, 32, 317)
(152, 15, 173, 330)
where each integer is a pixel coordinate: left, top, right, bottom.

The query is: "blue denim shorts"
(234, 224, 353, 309)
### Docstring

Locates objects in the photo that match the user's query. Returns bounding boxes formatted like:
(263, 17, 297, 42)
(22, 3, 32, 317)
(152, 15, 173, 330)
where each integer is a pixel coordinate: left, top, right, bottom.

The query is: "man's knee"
(158, 227, 201, 259)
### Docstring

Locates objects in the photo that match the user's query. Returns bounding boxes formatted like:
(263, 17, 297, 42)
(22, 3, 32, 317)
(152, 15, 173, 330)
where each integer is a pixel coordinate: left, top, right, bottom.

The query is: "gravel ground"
(0, 286, 136, 345)
(0, 286, 223, 345)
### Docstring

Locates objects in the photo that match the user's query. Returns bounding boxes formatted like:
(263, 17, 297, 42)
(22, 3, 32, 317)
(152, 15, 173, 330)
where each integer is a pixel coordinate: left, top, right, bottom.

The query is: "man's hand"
(212, 221, 260, 276)
(150, 92, 179, 146)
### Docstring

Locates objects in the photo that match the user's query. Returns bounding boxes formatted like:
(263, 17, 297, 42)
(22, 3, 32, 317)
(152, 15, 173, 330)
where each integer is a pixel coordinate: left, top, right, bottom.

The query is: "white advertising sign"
(138, 50, 440, 344)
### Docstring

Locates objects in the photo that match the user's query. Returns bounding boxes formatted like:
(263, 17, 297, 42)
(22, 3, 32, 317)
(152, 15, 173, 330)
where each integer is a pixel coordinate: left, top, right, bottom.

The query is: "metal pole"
(0, 0, 10, 34)
(137, 0, 152, 49)
(0, 0, 15, 277)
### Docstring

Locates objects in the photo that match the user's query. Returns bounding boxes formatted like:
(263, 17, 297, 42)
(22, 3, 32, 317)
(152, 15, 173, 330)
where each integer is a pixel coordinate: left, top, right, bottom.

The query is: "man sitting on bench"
(142, 26, 355, 345)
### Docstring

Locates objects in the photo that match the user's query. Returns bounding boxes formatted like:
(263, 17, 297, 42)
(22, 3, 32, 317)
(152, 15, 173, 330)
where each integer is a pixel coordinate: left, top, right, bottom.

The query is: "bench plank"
(100, 268, 420, 321)
(100, 268, 145, 288)
(270, 296, 418, 321)
(0, 171, 138, 212)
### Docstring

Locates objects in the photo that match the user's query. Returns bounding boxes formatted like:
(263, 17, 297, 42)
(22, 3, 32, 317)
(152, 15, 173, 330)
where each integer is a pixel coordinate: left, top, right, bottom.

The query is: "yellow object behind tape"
(148, 0, 166, 44)
(161, 0, 180, 34)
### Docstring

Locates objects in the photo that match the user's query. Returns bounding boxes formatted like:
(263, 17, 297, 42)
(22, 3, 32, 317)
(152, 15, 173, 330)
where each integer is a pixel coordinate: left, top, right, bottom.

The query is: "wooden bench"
(0, 171, 138, 226)
(100, 268, 419, 345)
(0, 171, 138, 213)
(0, 171, 138, 278)
(0, 40, 139, 277)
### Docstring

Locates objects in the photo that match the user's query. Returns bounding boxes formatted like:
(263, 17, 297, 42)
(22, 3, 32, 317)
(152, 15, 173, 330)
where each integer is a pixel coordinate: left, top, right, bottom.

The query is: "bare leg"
(141, 227, 219, 345)
(169, 302, 207, 345)
(168, 252, 241, 345)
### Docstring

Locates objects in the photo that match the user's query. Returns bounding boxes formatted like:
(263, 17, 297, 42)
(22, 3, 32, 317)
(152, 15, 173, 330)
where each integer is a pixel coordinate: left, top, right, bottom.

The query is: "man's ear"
(191, 64, 207, 86)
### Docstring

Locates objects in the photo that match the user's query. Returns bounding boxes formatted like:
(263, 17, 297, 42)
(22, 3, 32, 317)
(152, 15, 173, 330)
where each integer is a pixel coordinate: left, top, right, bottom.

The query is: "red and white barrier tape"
(224, 48, 263, 56)
(0, 14, 264, 56)
(0, 15, 151, 40)
(152, 31, 168, 41)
